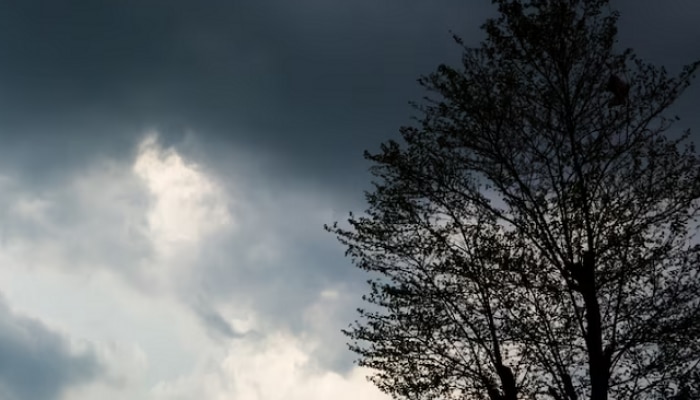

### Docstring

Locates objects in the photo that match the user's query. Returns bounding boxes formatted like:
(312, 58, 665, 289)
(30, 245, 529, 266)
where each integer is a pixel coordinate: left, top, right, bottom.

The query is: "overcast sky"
(0, 1, 697, 399)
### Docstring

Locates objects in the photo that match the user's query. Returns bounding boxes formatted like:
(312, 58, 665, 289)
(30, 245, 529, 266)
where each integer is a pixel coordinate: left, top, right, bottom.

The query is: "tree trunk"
(580, 256, 609, 400)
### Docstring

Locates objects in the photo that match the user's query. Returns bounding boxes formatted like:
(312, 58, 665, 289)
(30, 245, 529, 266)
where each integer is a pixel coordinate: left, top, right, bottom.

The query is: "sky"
(0, 1, 697, 399)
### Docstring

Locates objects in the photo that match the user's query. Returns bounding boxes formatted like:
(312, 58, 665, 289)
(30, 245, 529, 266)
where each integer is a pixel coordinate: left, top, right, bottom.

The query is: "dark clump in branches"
(326, 1, 700, 400)
(605, 74, 629, 107)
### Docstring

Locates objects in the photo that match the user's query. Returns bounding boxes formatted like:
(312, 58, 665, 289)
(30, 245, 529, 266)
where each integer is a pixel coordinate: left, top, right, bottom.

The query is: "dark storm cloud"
(0, 1, 697, 188)
(614, 1, 700, 130)
(615, 1, 700, 65)
(0, 296, 102, 400)
(0, 0, 492, 194)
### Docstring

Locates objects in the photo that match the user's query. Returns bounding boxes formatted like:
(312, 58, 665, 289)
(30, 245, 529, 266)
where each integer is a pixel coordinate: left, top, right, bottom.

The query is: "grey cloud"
(0, 161, 154, 278)
(190, 296, 247, 340)
(0, 131, 356, 372)
(0, 296, 103, 400)
(173, 182, 371, 372)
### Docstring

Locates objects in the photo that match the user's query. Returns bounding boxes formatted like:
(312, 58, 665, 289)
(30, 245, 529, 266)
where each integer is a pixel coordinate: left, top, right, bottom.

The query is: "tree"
(326, 1, 700, 400)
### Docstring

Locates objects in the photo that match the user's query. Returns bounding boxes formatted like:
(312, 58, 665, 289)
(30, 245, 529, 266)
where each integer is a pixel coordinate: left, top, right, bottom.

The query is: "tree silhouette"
(326, 1, 700, 400)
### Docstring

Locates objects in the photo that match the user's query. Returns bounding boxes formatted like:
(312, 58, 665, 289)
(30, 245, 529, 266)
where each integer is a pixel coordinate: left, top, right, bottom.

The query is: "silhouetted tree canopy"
(326, 1, 700, 400)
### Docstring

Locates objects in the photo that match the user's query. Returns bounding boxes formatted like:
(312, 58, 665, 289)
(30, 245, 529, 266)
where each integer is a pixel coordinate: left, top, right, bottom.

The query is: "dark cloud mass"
(0, 1, 696, 201)
(0, 0, 488, 196)
(0, 296, 102, 400)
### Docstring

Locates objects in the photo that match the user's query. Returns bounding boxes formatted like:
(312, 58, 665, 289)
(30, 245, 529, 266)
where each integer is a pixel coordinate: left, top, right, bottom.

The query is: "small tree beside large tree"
(327, 1, 700, 400)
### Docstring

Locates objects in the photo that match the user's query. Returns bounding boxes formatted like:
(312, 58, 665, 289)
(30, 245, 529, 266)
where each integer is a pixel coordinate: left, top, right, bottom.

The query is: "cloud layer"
(0, 133, 387, 399)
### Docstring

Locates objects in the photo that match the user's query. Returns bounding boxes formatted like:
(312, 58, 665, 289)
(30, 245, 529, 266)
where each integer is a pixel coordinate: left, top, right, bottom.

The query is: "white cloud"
(10, 195, 52, 223)
(151, 332, 388, 400)
(134, 133, 234, 255)
(0, 131, 382, 399)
